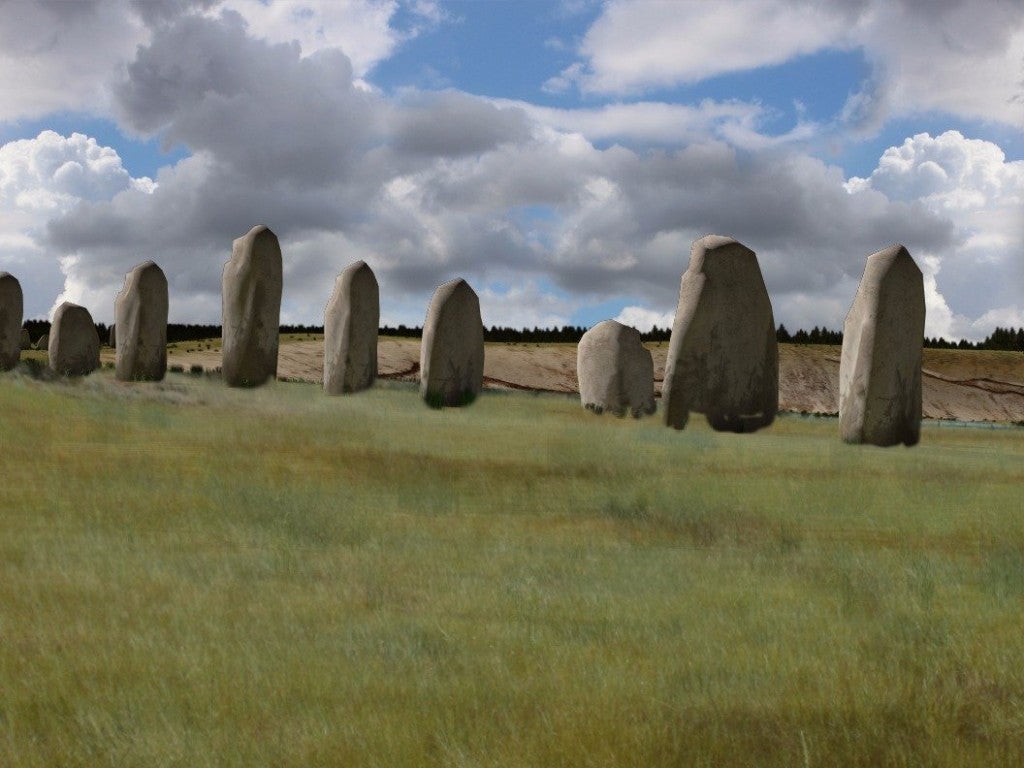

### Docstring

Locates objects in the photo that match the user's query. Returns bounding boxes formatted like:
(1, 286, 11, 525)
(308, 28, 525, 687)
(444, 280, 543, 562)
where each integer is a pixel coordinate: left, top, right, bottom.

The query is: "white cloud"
(5, 9, 1014, 347)
(476, 282, 579, 330)
(855, 0, 1024, 127)
(559, 0, 1024, 127)
(614, 306, 673, 333)
(0, 0, 437, 123)
(847, 131, 1024, 339)
(217, 0, 425, 78)
(565, 0, 861, 95)
(0, 0, 147, 122)
(0, 131, 154, 319)
(505, 99, 767, 146)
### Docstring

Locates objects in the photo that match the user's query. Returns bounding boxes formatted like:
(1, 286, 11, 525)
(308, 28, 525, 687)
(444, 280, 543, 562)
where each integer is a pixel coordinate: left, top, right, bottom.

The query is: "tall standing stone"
(34, 333, 48, 351)
(577, 320, 655, 417)
(108, 325, 116, 348)
(839, 244, 925, 447)
(48, 302, 100, 376)
(222, 225, 282, 387)
(115, 260, 168, 382)
(20, 328, 31, 351)
(324, 261, 379, 395)
(0, 272, 23, 370)
(663, 235, 778, 432)
(420, 278, 484, 407)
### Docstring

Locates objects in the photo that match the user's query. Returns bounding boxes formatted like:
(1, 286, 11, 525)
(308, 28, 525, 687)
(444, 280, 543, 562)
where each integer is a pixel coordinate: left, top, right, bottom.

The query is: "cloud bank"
(0, 1, 1020, 342)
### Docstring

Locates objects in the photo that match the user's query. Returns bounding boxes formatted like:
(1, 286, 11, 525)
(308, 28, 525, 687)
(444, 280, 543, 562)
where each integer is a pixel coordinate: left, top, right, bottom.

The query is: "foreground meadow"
(1, 370, 1023, 767)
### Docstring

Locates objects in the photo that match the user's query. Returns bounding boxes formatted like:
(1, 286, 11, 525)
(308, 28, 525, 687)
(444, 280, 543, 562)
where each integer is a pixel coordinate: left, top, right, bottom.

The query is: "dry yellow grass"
(1, 368, 1023, 766)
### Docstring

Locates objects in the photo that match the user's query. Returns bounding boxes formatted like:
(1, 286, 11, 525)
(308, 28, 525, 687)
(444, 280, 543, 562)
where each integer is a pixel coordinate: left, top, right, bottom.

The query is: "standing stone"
(420, 278, 484, 407)
(20, 328, 31, 351)
(115, 260, 168, 382)
(839, 244, 925, 447)
(48, 302, 100, 376)
(34, 333, 48, 351)
(222, 225, 282, 387)
(108, 325, 116, 348)
(0, 272, 23, 370)
(577, 320, 655, 417)
(324, 261, 379, 395)
(663, 235, 778, 432)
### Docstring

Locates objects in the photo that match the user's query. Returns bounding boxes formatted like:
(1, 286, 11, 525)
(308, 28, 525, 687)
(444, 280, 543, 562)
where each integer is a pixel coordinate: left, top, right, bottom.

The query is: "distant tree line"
(19, 319, 1024, 352)
(923, 326, 1024, 351)
(775, 325, 843, 345)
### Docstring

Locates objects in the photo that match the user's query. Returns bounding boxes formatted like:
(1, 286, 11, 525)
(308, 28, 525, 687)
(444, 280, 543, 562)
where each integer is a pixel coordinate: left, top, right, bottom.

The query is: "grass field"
(1, 368, 1023, 766)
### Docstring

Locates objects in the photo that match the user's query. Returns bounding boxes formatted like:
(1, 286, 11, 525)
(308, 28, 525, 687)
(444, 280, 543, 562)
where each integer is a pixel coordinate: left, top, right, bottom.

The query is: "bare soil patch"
(113, 337, 1024, 422)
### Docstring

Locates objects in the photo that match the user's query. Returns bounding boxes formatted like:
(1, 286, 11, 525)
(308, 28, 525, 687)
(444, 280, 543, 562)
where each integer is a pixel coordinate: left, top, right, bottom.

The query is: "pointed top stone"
(222, 225, 283, 387)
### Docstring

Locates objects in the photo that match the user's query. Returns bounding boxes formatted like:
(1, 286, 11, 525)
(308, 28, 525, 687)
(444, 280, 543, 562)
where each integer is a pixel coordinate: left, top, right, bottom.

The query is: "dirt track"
(156, 337, 1024, 423)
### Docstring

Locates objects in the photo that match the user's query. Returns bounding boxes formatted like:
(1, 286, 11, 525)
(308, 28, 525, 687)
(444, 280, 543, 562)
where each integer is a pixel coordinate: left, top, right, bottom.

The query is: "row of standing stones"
(577, 236, 924, 447)
(0, 227, 924, 446)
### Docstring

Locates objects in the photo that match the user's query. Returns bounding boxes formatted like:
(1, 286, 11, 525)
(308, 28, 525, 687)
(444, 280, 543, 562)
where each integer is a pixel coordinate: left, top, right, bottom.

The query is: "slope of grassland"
(149, 336, 1024, 423)
(1, 369, 1023, 766)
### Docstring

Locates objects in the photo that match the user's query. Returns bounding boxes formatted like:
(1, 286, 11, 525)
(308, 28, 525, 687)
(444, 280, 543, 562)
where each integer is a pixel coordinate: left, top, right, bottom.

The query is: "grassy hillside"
(1, 370, 1023, 766)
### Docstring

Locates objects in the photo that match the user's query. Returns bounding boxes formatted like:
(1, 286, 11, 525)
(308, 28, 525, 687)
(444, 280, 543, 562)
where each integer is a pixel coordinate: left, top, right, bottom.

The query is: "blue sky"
(0, 0, 1021, 339)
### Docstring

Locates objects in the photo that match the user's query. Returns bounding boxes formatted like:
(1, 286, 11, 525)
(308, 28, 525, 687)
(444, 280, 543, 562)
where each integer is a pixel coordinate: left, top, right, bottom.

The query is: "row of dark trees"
(19, 319, 1024, 352)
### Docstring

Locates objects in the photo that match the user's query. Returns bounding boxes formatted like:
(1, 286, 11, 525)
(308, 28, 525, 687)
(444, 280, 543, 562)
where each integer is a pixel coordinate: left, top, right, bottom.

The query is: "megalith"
(115, 260, 168, 382)
(324, 261, 379, 395)
(20, 328, 31, 351)
(34, 333, 48, 350)
(420, 278, 484, 407)
(221, 225, 282, 387)
(577, 320, 656, 418)
(48, 302, 100, 376)
(0, 272, 23, 370)
(108, 325, 116, 348)
(839, 244, 925, 447)
(662, 235, 778, 433)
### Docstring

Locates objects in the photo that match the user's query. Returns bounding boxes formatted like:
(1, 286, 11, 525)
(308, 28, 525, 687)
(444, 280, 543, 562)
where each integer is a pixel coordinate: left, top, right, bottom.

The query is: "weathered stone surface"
(0, 272, 23, 370)
(48, 302, 100, 376)
(420, 278, 484, 407)
(115, 260, 168, 382)
(34, 333, 48, 350)
(108, 325, 116, 348)
(577, 320, 655, 417)
(324, 261, 379, 395)
(221, 225, 282, 387)
(839, 244, 925, 447)
(663, 235, 778, 432)
(20, 328, 31, 351)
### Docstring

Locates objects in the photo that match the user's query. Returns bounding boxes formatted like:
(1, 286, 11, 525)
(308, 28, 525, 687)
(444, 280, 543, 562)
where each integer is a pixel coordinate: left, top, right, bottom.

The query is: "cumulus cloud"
(614, 306, 674, 333)
(1, 4, 1016, 345)
(0, 0, 433, 123)
(846, 130, 1024, 339)
(0, 131, 154, 318)
(556, 0, 1024, 127)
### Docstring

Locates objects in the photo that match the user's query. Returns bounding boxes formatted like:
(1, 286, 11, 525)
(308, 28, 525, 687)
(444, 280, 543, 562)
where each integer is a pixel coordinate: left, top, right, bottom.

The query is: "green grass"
(1, 369, 1023, 766)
